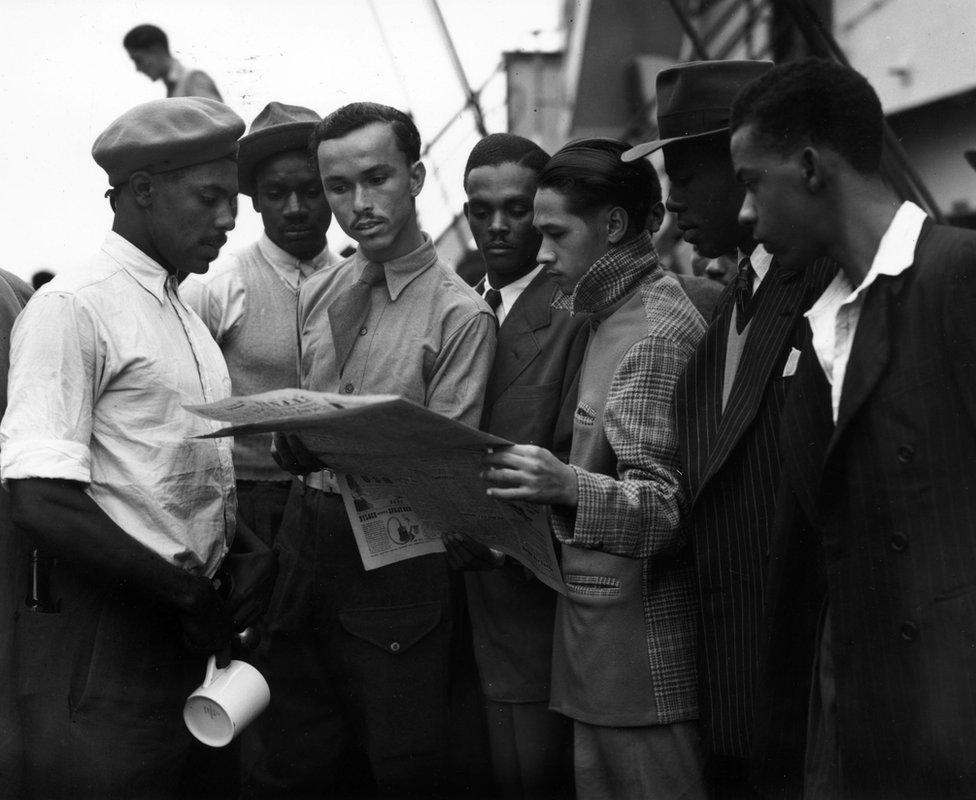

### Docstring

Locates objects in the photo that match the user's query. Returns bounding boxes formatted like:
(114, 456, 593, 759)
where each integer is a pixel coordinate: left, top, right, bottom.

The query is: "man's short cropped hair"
(463, 133, 550, 188)
(729, 58, 884, 174)
(123, 24, 169, 52)
(538, 138, 662, 235)
(310, 102, 421, 166)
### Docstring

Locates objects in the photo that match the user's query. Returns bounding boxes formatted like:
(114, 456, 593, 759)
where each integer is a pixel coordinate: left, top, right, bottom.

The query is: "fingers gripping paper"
(186, 389, 566, 594)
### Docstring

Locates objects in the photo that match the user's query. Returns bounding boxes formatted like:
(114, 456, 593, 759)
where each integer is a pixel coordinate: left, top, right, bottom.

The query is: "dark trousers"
(13, 558, 235, 800)
(245, 485, 457, 799)
(235, 479, 292, 548)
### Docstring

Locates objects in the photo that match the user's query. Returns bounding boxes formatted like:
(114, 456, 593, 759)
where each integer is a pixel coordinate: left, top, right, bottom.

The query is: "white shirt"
(0, 232, 236, 577)
(484, 265, 543, 326)
(181, 233, 338, 342)
(805, 201, 927, 423)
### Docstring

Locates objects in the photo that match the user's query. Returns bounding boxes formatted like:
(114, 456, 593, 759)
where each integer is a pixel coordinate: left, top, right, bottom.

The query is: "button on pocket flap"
(338, 601, 442, 655)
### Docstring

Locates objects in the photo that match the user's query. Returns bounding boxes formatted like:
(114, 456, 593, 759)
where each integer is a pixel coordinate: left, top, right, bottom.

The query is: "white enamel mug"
(183, 655, 270, 747)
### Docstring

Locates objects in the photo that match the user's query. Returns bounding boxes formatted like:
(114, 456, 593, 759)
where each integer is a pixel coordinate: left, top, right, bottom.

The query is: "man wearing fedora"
(0, 97, 276, 798)
(623, 60, 835, 798)
(183, 101, 340, 548)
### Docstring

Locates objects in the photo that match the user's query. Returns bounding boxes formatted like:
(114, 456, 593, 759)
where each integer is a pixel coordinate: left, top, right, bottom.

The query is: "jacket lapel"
(677, 286, 734, 496)
(827, 272, 905, 456)
(698, 264, 803, 495)
(483, 273, 551, 407)
(779, 339, 833, 524)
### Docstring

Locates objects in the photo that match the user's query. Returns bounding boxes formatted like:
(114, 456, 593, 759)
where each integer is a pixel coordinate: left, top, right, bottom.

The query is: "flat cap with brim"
(92, 97, 245, 187)
(237, 102, 322, 196)
(621, 59, 773, 162)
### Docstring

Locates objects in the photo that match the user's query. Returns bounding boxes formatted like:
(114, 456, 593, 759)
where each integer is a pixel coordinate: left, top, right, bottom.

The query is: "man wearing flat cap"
(183, 102, 340, 548)
(622, 61, 835, 798)
(0, 97, 277, 799)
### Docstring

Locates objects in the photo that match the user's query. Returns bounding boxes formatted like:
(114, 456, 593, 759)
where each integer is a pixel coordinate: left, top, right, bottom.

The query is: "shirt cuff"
(0, 439, 91, 485)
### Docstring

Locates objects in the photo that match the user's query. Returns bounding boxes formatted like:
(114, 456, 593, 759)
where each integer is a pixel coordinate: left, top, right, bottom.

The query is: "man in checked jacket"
(483, 138, 707, 799)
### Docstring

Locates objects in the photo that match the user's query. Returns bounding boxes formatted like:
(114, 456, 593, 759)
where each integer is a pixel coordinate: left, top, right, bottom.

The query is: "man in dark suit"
(623, 60, 834, 799)
(731, 58, 976, 799)
(444, 133, 588, 799)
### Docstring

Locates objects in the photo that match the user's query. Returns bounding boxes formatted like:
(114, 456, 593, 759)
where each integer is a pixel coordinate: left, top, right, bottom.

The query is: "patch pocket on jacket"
(574, 402, 597, 428)
(564, 573, 621, 597)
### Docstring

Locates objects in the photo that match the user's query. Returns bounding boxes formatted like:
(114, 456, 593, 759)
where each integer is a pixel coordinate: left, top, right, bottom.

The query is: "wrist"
(561, 464, 579, 508)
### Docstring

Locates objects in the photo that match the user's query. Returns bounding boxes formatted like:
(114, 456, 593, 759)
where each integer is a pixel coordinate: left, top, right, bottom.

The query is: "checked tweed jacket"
(548, 231, 706, 727)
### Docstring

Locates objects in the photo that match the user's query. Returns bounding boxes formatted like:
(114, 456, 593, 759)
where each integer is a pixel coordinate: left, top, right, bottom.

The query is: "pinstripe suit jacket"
(673, 255, 835, 758)
(755, 222, 976, 799)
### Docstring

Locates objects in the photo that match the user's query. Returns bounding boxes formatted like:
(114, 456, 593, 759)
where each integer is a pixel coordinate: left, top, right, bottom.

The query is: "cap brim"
(238, 122, 317, 195)
(966, 150, 976, 172)
(621, 125, 731, 162)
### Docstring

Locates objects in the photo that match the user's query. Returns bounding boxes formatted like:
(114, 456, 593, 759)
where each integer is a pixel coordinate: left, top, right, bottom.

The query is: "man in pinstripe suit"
(732, 59, 976, 799)
(623, 60, 834, 799)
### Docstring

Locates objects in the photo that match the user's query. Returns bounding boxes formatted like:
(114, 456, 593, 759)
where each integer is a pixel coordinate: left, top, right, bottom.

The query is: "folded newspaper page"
(186, 389, 565, 593)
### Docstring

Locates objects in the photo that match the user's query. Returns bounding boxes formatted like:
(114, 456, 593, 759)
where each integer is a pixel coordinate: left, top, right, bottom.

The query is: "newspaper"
(187, 389, 565, 593)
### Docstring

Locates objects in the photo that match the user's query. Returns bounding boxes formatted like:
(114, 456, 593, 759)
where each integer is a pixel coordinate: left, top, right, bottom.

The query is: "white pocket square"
(782, 347, 801, 377)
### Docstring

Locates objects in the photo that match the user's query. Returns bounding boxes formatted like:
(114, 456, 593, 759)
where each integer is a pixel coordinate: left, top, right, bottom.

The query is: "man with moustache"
(622, 60, 834, 799)
(249, 102, 496, 798)
(731, 59, 976, 799)
(183, 102, 340, 547)
(0, 98, 276, 798)
(443, 133, 587, 799)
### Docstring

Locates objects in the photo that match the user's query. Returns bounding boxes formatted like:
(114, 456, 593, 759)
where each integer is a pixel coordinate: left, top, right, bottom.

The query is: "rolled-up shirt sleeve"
(1, 292, 99, 484)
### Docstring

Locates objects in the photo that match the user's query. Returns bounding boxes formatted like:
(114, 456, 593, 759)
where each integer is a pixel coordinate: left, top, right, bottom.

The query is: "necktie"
(484, 288, 502, 313)
(328, 261, 386, 375)
(734, 256, 755, 334)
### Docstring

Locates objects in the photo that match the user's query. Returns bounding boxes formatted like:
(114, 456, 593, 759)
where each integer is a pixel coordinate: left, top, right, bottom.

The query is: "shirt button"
(897, 444, 915, 464)
(343, 383, 354, 394)
(389, 641, 401, 653)
(359, 327, 368, 336)
(900, 621, 919, 642)
(889, 531, 908, 552)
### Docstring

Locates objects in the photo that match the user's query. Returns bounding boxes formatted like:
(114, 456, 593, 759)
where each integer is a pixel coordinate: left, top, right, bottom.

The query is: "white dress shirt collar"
(485, 265, 543, 325)
(804, 201, 927, 422)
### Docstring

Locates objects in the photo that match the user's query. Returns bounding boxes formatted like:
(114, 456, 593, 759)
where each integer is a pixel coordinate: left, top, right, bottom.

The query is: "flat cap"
(92, 97, 246, 186)
(238, 102, 321, 196)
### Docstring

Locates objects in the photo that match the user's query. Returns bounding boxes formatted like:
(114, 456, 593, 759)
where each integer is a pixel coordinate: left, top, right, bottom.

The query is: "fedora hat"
(621, 60, 772, 162)
(237, 102, 321, 195)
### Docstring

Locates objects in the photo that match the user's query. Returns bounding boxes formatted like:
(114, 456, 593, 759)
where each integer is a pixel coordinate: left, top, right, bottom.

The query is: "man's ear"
(801, 146, 823, 193)
(647, 200, 666, 235)
(409, 160, 426, 198)
(129, 171, 154, 208)
(607, 206, 629, 245)
(462, 201, 470, 220)
(251, 194, 261, 214)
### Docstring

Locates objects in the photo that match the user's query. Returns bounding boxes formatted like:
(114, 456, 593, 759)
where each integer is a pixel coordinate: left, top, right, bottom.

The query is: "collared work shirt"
(299, 234, 495, 428)
(0, 232, 235, 577)
(806, 201, 926, 422)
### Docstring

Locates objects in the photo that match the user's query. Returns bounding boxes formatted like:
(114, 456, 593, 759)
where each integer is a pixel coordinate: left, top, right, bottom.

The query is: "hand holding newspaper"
(187, 389, 565, 593)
